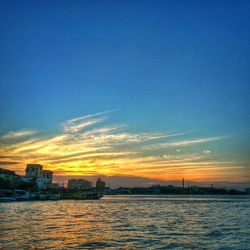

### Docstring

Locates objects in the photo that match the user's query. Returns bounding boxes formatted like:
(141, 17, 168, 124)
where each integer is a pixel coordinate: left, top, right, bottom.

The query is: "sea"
(0, 195, 250, 249)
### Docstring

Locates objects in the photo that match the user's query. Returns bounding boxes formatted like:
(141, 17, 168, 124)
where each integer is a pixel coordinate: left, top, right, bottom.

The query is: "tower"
(96, 177, 105, 193)
(25, 164, 43, 179)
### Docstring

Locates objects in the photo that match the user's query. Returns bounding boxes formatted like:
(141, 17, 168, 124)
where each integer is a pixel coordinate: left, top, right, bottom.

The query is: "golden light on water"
(2, 196, 249, 249)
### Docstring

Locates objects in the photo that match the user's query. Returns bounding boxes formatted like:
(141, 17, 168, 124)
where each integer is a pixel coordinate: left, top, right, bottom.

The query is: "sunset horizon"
(1, 1, 250, 249)
(1, 109, 249, 188)
(1, 1, 249, 190)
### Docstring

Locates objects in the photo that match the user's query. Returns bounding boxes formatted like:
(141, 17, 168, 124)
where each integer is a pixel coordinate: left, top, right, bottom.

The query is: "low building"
(49, 183, 60, 189)
(68, 179, 92, 190)
(0, 168, 16, 178)
(245, 188, 250, 194)
(0, 164, 58, 190)
(0, 168, 20, 187)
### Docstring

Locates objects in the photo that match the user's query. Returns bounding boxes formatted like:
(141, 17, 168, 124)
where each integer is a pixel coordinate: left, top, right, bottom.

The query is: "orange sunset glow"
(0, 110, 248, 185)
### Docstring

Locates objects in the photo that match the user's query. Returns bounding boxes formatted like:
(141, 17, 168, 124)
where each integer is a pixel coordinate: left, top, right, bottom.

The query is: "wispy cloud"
(65, 108, 119, 123)
(203, 150, 211, 154)
(64, 118, 105, 133)
(143, 137, 221, 150)
(0, 161, 21, 165)
(0, 130, 37, 141)
(63, 109, 119, 133)
(0, 110, 243, 182)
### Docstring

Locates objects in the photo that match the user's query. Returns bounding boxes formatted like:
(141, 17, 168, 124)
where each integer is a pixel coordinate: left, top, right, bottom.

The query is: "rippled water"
(0, 195, 250, 249)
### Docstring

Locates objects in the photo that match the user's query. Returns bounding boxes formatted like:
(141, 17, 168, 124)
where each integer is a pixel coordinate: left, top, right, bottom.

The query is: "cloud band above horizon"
(0, 110, 249, 183)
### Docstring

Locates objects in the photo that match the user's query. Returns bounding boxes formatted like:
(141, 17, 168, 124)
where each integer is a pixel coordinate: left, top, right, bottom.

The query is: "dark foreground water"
(0, 195, 250, 249)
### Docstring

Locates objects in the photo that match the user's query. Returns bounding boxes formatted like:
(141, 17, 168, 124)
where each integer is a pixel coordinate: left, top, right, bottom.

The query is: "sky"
(0, 0, 250, 187)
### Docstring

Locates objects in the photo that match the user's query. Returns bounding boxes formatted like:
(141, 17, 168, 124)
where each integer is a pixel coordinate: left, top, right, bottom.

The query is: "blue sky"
(0, 0, 249, 184)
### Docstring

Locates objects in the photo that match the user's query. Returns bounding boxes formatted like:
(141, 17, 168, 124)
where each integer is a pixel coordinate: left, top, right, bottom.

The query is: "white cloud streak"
(0, 130, 37, 141)
(143, 137, 222, 150)
(0, 110, 239, 182)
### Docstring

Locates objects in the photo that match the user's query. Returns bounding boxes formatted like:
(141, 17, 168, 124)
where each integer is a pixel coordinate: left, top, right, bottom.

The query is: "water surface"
(0, 195, 249, 249)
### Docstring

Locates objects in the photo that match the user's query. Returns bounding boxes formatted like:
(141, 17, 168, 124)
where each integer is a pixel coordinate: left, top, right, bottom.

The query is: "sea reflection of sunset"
(0, 196, 249, 249)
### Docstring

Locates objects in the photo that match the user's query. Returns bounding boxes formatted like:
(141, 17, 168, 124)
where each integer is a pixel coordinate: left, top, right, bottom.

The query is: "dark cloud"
(0, 161, 21, 165)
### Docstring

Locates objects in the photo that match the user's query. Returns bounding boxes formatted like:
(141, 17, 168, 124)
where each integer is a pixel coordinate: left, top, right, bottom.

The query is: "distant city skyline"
(0, 110, 249, 187)
(0, 1, 249, 186)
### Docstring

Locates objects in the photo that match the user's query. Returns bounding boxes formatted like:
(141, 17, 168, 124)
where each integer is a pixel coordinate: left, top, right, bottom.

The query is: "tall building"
(96, 178, 105, 193)
(25, 164, 54, 190)
(25, 164, 43, 179)
(37, 170, 53, 190)
(68, 179, 92, 190)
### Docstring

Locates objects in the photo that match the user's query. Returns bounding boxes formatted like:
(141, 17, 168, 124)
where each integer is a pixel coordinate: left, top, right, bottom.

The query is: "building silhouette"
(96, 178, 105, 193)
(25, 164, 43, 179)
(68, 179, 92, 190)
(0, 168, 20, 187)
(25, 164, 53, 190)
(37, 170, 53, 190)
